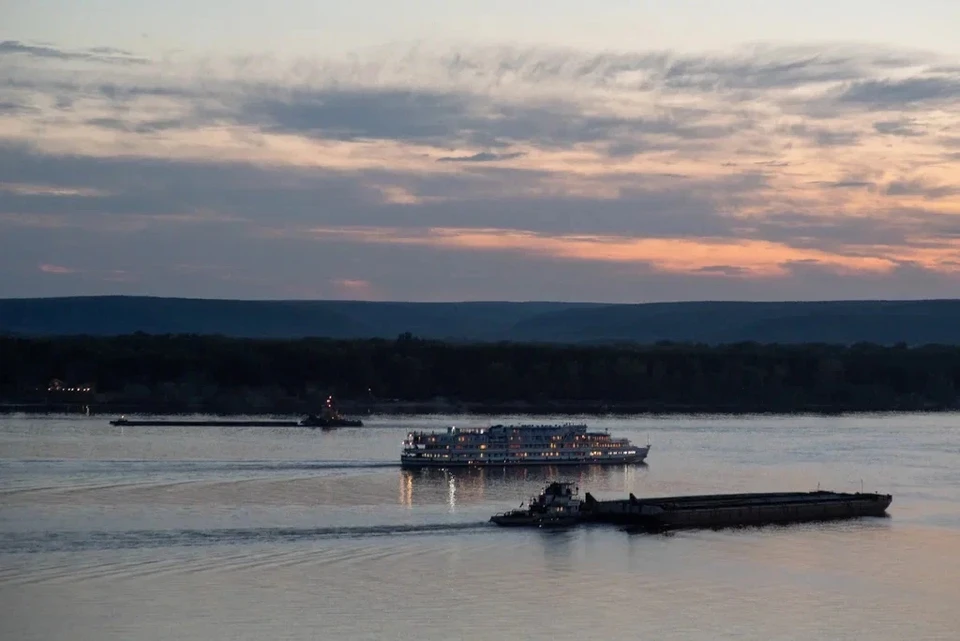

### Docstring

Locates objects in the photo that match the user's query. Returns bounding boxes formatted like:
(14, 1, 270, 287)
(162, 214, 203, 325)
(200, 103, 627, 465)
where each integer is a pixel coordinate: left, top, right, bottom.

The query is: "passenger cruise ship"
(400, 423, 650, 468)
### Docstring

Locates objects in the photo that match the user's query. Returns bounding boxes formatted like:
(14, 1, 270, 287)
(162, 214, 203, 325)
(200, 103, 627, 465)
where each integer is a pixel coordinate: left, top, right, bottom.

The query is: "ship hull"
(401, 449, 648, 469)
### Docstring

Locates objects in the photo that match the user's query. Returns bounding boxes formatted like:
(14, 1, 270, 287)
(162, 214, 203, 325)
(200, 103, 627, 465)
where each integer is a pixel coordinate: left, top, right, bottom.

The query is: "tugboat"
(490, 482, 582, 528)
(300, 396, 364, 429)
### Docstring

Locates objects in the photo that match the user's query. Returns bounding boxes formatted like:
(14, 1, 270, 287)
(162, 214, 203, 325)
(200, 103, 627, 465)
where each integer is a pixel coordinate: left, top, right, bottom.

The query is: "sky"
(1, 1, 959, 302)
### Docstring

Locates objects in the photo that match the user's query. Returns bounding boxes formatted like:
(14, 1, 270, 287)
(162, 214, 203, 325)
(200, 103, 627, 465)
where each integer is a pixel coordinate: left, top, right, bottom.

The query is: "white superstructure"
(400, 423, 649, 468)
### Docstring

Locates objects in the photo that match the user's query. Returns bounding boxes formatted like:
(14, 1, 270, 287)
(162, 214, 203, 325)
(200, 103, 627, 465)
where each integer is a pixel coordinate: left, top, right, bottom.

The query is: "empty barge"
(581, 490, 892, 532)
(490, 483, 892, 532)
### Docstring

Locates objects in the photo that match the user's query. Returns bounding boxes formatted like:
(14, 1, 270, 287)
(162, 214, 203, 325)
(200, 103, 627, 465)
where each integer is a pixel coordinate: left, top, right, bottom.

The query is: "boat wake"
(2, 459, 399, 472)
(0, 522, 494, 554)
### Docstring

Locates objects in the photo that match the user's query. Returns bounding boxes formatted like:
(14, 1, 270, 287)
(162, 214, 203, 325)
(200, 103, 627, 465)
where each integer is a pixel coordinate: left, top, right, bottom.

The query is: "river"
(1, 412, 958, 640)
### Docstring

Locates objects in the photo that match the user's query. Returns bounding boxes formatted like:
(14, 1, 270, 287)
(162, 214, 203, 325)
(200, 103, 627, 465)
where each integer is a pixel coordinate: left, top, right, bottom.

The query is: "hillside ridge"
(3, 295, 960, 345)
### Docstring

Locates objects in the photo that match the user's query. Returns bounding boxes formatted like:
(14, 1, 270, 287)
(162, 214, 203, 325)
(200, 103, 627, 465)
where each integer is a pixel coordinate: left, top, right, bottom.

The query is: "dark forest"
(2, 334, 959, 415)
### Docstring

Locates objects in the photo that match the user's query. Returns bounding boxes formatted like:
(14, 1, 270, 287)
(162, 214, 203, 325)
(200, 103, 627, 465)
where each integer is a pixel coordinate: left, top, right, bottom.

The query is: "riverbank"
(2, 398, 956, 417)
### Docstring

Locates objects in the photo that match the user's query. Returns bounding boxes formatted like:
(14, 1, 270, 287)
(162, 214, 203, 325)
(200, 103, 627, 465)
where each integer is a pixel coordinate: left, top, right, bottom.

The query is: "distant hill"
(3, 296, 960, 345)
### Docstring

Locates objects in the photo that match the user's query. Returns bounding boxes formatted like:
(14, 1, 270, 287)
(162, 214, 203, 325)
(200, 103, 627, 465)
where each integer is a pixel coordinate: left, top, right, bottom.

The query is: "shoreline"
(1, 399, 956, 418)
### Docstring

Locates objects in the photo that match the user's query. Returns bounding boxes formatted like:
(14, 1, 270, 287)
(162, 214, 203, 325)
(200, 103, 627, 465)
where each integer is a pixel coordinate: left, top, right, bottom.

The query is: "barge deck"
(581, 490, 892, 532)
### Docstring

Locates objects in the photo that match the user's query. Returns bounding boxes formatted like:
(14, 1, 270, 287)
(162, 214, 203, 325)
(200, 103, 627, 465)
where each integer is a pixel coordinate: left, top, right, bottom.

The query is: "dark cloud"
(775, 259, 959, 301)
(785, 124, 860, 147)
(0, 101, 30, 114)
(885, 180, 958, 199)
(233, 87, 744, 151)
(873, 119, 925, 137)
(239, 89, 470, 144)
(836, 76, 960, 108)
(694, 265, 750, 276)
(660, 53, 868, 91)
(748, 211, 911, 249)
(85, 117, 194, 134)
(437, 151, 525, 162)
(0, 143, 754, 237)
(0, 40, 147, 65)
(813, 180, 875, 189)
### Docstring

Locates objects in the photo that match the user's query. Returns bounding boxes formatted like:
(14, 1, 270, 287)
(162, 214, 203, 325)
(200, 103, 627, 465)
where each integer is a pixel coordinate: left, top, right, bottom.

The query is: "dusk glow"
(2, 2, 959, 301)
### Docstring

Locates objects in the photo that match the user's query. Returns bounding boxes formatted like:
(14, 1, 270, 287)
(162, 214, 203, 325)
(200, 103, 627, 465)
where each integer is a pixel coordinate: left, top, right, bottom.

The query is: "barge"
(109, 415, 363, 428)
(490, 483, 892, 532)
(110, 418, 300, 427)
(110, 396, 363, 429)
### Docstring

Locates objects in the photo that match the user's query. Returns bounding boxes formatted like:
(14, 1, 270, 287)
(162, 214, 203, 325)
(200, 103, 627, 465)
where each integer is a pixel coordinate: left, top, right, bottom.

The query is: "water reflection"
(398, 471, 413, 508)
(397, 463, 649, 508)
(538, 527, 577, 574)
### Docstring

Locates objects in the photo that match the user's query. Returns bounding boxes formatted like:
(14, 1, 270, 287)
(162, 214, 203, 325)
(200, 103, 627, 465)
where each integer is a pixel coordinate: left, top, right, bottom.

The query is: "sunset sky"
(2, 1, 959, 301)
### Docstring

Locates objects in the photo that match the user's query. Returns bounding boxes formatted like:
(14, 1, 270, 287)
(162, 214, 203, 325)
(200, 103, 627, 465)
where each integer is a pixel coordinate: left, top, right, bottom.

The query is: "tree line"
(2, 333, 959, 413)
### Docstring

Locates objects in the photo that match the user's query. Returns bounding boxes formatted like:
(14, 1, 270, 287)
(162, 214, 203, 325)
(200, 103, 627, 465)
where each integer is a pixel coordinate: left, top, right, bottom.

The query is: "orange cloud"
(331, 278, 378, 299)
(303, 226, 960, 277)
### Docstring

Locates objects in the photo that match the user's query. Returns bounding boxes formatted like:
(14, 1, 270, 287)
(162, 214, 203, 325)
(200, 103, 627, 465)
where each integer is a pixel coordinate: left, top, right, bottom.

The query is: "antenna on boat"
(860, 479, 864, 494)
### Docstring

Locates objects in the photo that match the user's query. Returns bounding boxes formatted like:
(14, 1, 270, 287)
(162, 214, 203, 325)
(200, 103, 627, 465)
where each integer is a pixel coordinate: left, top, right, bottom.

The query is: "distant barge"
(491, 483, 892, 532)
(109, 415, 363, 428)
(110, 395, 363, 428)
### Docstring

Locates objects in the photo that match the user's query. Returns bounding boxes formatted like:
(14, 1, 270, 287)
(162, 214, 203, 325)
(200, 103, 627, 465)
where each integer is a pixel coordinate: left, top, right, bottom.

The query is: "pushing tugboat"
(490, 482, 582, 529)
(300, 396, 364, 428)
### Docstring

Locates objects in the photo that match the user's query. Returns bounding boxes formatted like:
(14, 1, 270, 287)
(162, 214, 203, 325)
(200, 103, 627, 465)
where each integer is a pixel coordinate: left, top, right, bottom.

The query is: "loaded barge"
(109, 414, 362, 428)
(109, 397, 363, 429)
(490, 482, 892, 532)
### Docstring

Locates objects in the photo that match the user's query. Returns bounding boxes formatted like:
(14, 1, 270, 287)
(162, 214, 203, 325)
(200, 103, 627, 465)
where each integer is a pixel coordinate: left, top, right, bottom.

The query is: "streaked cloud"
(38, 263, 75, 274)
(0, 40, 147, 65)
(1, 38, 959, 301)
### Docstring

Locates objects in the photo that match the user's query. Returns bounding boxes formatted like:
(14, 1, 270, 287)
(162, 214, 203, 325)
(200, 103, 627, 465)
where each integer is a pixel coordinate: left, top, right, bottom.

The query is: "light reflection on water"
(1, 413, 960, 640)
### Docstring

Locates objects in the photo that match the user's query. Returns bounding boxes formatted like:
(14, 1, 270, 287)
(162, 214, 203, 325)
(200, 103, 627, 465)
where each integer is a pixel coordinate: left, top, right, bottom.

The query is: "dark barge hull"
(109, 418, 363, 428)
(580, 490, 892, 532)
(110, 419, 302, 427)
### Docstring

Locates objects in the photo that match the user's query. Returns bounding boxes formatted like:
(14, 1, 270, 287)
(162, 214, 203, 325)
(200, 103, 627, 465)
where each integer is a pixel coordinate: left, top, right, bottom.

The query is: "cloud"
(873, 119, 925, 137)
(784, 124, 860, 147)
(885, 179, 959, 200)
(38, 263, 76, 274)
(0, 182, 110, 197)
(330, 278, 378, 300)
(814, 180, 875, 189)
(437, 151, 525, 163)
(0, 40, 147, 65)
(693, 265, 751, 276)
(1, 41, 960, 301)
(836, 76, 960, 108)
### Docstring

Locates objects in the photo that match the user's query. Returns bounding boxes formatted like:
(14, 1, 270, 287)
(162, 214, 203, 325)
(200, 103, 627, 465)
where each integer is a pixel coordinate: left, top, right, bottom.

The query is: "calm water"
(1, 413, 959, 640)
